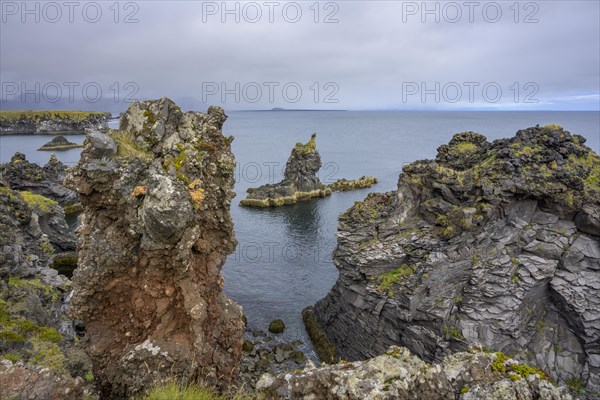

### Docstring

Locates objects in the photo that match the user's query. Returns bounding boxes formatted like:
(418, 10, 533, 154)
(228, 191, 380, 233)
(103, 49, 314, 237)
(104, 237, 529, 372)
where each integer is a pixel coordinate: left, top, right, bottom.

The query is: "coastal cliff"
(0, 111, 109, 135)
(306, 126, 600, 397)
(64, 98, 244, 398)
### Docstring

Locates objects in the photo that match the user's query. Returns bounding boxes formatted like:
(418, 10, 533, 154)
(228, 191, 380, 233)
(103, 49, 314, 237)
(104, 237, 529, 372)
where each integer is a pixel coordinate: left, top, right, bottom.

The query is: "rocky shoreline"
(1, 103, 597, 400)
(0, 110, 109, 135)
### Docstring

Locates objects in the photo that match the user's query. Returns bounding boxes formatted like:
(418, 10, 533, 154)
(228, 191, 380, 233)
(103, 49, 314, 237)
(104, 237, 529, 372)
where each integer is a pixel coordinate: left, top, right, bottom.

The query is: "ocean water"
(1, 111, 598, 358)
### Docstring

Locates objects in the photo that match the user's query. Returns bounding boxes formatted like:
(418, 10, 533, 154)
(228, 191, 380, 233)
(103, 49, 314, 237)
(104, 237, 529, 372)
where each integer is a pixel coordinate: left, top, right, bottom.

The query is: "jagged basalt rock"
(64, 98, 243, 398)
(241, 133, 332, 207)
(257, 346, 573, 399)
(0, 184, 93, 398)
(37, 135, 83, 151)
(0, 110, 109, 135)
(307, 125, 600, 398)
(0, 153, 78, 207)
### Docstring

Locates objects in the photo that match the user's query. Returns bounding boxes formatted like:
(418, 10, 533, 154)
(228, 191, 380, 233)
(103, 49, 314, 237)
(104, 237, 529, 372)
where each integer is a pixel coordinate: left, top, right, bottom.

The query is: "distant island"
(239, 107, 348, 112)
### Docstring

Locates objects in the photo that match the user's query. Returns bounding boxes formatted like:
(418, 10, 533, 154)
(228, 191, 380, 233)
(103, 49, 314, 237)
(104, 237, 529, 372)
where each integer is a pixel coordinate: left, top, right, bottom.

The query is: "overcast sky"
(1, 0, 599, 112)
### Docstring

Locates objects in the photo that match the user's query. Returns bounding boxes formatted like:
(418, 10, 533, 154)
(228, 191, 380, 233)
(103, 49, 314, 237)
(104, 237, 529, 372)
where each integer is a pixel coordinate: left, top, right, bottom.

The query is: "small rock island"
(37, 135, 83, 151)
(240, 133, 377, 207)
(0, 110, 110, 135)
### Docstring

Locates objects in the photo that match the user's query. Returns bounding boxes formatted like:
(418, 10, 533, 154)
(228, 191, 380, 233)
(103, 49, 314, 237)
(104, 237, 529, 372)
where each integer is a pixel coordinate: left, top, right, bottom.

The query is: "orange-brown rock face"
(65, 98, 243, 398)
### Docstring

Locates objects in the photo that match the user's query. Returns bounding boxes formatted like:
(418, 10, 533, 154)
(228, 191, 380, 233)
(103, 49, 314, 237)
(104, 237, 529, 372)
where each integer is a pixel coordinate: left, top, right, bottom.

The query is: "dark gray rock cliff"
(308, 126, 600, 398)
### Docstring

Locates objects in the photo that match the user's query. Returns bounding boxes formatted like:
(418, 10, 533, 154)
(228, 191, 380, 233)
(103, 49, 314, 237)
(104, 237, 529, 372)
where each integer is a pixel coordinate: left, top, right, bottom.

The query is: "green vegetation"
(140, 381, 231, 400)
(85, 371, 95, 383)
(8, 277, 58, 299)
(543, 124, 563, 131)
(294, 133, 317, 154)
(19, 191, 56, 214)
(1, 272, 73, 376)
(1, 353, 22, 363)
(0, 330, 25, 343)
(442, 325, 462, 339)
(492, 352, 509, 373)
(63, 203, 83, 215)
(491, 352, 548, 380)
(454, 142, 477, 154)
(565, 377, 586, 396)
(566, 152, 600, 195)
(302, 308, 338, 364)
(110, 130, 153, 161)
(358, 237, 379, 250)
(31, 341, 67, 373)
(268, 319, 285, 334)
(377, 265, 415, 292)
(0, 110, 107, 122)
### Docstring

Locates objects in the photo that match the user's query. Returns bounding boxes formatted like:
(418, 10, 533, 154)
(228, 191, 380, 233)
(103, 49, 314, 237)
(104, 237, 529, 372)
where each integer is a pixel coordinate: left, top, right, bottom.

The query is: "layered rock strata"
(307, 126, 600, 397)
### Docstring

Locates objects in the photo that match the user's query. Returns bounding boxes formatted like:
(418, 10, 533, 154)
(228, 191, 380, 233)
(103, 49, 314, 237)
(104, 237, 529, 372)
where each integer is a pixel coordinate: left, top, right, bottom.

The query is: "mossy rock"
(242, 339, 254, 353)
(289, 350, 306, 364)
(302, 308, 338, 364)
(268, 319, 285, 334)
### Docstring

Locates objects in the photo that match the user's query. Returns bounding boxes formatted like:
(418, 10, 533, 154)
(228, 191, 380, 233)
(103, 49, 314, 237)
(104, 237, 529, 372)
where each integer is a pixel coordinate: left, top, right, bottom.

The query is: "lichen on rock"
(306, 125, 600, 398)
(257, 345, 573, 399)
(64, 97, 243, 398)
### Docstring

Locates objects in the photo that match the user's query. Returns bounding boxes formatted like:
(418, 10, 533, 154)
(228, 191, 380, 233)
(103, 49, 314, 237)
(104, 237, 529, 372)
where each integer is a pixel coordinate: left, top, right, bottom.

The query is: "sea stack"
(240, 133, 332, 207)
(64, 98, 244, 398)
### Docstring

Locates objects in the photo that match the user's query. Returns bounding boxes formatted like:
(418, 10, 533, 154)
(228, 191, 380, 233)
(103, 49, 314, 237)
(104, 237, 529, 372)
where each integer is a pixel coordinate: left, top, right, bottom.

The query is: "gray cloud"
(1, 0, 598, 112)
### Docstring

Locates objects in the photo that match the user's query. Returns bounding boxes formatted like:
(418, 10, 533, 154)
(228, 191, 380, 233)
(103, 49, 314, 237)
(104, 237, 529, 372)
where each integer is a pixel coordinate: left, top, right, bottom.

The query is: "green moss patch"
(110, 130, 153, 161)
(302, 308, 338, 364)
(0, 110, 107, 123)
(18, 191, 56, 214)
(377, 265, 415, 293)
(294, 133, 317, 155)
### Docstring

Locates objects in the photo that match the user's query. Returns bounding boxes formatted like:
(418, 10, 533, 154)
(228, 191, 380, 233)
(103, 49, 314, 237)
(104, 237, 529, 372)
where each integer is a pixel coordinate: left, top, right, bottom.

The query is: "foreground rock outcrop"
(0, 110, 109, 135)
(0, 184, 94, 399)
(65, 98, 244, 398)
(307, 126, 600, 398)
(257, 346, 573, 399)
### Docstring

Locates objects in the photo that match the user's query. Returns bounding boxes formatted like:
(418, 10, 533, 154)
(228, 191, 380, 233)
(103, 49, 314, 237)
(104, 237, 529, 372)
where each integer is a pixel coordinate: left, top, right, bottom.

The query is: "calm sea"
(2, 111, 598, 358)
